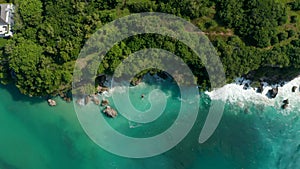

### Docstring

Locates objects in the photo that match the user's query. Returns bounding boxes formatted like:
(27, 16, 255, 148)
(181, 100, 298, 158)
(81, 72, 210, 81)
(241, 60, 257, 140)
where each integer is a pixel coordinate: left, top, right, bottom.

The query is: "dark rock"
(130, 78, 141, 86)
(243, 83, 249, 90)
(292, 86, 297, 92)
(281, 99, 289, 109)
(282, 104, 288, 109)
(257, 87, 262, 93)
(95, 74, 106, 86)
(257, 83, 264, 93)
(239, 79, 244, 85)
(157, 71, 170, 80)
(267, 87, 278, 98)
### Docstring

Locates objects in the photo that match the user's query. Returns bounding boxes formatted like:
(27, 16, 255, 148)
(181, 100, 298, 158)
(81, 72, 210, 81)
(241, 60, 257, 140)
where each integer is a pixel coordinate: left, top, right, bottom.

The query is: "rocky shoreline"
(73, 72, 173, 118)
(46, 91, 72, 107)
(75, 74, 117, 118)
(236, 77, 300, 109)
(75, 71, 300, 112)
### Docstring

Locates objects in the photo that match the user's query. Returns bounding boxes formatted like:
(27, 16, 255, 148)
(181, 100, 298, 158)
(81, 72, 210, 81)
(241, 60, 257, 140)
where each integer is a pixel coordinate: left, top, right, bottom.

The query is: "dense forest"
(1, 0, 300, 96)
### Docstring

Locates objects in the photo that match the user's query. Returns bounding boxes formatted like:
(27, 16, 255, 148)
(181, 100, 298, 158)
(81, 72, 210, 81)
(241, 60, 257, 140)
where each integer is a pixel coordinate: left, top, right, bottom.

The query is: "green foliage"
(289, 0, 300, 10)
(271, 36, 279, 45)
(288, 47, 300, 68)
(155, 0, 213, 19)
(278, 32, 288, 41)
(0, 0, 299, 96)
(288, 29, 296, 38)
(216, 0, 287, 47)
(127, 1, 157, 12)
(291, 39, 300, 47)
(291, 15, 298, 23)
(17, 0, 43, 27)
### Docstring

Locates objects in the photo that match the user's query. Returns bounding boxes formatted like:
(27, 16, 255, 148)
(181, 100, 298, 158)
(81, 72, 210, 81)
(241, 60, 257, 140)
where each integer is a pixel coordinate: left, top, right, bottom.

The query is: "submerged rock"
(101, 99, 109, 106)
(103, 106, 117, 118)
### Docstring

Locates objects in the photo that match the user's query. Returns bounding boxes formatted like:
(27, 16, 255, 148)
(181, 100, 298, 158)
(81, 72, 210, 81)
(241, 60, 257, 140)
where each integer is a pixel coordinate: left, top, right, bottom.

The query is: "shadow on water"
(0, 84, 46, 105)
(0, 158, 19, 169)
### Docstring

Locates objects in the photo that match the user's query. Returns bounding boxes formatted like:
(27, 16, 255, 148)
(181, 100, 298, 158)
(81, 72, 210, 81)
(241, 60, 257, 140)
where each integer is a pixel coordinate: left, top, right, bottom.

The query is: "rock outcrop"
(97, 85, 109, 93)
(267, 87, 278, 98)
(95, 74, 106, 87)
(47, 99, 56, 106)
(103, 106, 117, 118)
(292, 86, 297, 92)
(282, 99, 289, 109)
(101, 99, 109, 106)
(257, 82, 264, 93)
(130, 78, 142, 86)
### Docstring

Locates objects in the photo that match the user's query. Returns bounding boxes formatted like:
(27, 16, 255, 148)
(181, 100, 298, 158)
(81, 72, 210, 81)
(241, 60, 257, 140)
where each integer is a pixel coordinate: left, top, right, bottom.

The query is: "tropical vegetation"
(1, 0, 300, 96)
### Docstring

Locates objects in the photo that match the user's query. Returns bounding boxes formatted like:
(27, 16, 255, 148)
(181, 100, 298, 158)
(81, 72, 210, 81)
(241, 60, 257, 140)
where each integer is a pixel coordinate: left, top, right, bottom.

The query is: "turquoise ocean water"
(0, 76, 299, 169)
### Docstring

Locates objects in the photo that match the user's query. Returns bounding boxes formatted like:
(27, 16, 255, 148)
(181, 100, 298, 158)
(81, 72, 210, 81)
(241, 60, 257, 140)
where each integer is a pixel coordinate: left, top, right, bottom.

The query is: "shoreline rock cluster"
(76, 94, 118, 118)
(46, 91, 72, 107)
(77, 73, 300, 112)
(59, 92, 72, 103)
(238, 77, 299, 109)
(74, 74, 118, 118)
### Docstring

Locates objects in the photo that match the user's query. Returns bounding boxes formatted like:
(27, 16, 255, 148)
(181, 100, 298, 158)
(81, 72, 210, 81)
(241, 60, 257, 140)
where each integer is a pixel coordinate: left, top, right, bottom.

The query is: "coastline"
(6, 68, 299, 113)
(206, 75, 300, 112)
(77, 73, 300, 108)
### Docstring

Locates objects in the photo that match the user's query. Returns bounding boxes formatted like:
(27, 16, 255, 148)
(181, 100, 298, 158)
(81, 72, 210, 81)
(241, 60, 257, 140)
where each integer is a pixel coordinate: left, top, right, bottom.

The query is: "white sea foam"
(206, 76, 300, 112)
(77, 98, 85, 106)
(128, 121, 143, 128)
